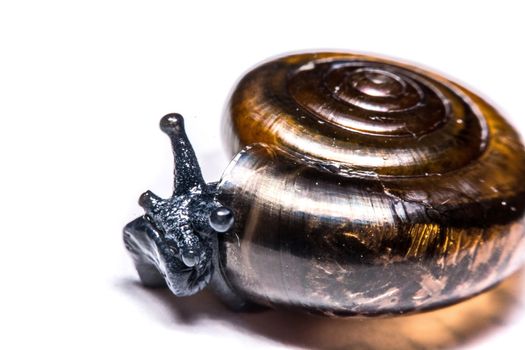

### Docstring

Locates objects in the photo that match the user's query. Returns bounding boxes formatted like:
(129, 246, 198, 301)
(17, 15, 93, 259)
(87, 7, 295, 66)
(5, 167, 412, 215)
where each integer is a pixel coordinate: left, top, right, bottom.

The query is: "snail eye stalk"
(160, 113, 206, 196)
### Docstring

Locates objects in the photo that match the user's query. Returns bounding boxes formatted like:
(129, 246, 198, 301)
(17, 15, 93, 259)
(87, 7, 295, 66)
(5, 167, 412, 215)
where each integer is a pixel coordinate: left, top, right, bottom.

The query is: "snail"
(123, 52, 525, 316)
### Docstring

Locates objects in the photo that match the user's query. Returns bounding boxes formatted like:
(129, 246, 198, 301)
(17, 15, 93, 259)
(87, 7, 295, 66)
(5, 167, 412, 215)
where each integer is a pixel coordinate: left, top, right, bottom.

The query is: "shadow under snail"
(123, 52, 525, 316)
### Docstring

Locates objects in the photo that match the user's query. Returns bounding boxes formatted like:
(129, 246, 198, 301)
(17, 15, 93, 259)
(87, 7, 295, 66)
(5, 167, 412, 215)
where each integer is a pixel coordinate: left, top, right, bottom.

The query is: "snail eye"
(209, 207, 234, 233)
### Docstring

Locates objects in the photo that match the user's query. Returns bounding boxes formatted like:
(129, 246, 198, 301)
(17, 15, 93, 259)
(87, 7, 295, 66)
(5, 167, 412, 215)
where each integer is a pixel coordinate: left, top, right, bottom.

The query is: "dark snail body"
(125, 52, 525, 316)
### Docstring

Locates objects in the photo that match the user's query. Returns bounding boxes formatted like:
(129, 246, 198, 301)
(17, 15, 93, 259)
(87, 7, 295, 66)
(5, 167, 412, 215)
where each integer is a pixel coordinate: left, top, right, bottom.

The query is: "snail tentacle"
(160, 113, 206, 195)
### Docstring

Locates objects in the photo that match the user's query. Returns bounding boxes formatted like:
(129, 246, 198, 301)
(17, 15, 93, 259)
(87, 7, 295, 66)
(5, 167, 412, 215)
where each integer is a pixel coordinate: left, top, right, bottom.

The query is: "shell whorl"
(226, 53, 490, 176)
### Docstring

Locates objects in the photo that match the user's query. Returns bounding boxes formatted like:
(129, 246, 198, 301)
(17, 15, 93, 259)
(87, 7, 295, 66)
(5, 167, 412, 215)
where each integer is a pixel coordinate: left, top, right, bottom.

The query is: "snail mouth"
(165, 259, 213, 296)
(140, 215, 214, 296)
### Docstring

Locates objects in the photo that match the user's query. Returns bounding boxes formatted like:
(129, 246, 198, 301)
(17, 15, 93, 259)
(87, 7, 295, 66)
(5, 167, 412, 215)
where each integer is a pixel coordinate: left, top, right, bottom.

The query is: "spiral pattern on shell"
(226, 53, 490, 176)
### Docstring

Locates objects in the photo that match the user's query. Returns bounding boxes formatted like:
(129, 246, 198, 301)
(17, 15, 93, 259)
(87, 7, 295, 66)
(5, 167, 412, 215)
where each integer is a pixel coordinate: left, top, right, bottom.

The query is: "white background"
(1, 1, 524, 349)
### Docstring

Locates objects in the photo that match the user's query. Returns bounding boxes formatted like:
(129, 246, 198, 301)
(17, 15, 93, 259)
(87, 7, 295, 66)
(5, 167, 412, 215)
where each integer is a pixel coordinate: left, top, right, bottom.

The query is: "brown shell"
(217, 52, 525, 316)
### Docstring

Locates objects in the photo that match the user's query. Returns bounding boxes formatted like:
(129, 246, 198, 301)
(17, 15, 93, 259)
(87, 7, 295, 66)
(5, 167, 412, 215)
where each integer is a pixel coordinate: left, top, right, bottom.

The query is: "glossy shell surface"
(217, 53, 525, 316)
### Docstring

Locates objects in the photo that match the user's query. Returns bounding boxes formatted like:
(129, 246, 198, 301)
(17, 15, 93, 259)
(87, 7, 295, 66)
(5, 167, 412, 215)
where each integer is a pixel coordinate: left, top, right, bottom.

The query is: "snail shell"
(215, 53, 525, 316)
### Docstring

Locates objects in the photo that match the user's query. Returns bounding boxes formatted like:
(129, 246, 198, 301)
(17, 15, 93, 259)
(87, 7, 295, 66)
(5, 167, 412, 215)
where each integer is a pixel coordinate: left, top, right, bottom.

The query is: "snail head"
(134, 113, 234, 295)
